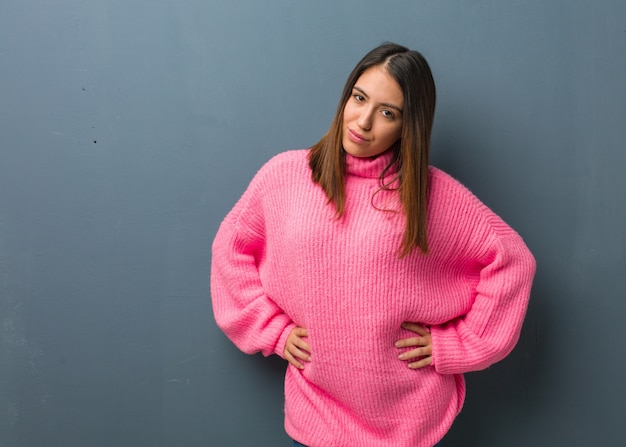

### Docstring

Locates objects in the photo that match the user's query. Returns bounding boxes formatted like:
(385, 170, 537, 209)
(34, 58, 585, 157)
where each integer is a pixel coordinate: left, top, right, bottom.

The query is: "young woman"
(211, 42, 536, 447)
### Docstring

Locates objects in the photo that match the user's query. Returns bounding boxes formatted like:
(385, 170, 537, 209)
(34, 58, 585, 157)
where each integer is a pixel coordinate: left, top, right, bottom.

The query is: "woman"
(211, 42, 535, 447)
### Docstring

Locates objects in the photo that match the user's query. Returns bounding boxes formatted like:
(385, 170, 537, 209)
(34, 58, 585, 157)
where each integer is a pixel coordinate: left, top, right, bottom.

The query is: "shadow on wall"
(442, 273, 554, 446)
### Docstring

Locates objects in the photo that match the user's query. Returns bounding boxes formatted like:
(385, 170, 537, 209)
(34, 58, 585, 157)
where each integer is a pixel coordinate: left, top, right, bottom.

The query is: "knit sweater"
(211, 149, 536, 447)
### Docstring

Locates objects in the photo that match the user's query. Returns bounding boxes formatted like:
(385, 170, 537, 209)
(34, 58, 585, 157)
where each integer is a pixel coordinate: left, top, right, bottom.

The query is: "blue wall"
(1, 1, 625, 445)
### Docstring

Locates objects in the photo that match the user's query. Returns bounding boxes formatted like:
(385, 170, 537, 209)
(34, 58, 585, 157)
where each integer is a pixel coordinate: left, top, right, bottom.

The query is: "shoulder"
(427, 166, 518, 240)
(428, 166, 486, 212)
(258, 149, 310, 174)
(428, 166, 475, 198)
(245, 149, 311, 191)
(427, 166, 534, 265)
(217, 150, 310, 235)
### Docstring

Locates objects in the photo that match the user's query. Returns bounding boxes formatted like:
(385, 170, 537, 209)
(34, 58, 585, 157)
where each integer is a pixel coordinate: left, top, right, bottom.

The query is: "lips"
(348, 129, 370, 144)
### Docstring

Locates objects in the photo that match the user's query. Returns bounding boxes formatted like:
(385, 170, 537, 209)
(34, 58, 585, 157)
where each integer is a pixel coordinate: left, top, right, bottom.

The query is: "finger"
(401, 322, 429, 335)
(408, 356, 433, 369)
(293, 337, 311, 353)
(284, 350, 304, 369)
(395, 336, 430, 348)
(398, 345, 432, 361)
(294, 327, 309, 337)
(289, 345, 311, 362)
(290, 327, 310, 352)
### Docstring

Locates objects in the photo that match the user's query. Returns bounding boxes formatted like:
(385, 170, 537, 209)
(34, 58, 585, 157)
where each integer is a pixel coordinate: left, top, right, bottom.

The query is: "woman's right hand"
(284, 326, 310, 370)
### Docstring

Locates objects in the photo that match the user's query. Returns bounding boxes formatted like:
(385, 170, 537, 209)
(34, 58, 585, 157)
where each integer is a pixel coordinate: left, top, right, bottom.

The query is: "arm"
(210, 177, 296, 358)
(429, 232, 536, 375)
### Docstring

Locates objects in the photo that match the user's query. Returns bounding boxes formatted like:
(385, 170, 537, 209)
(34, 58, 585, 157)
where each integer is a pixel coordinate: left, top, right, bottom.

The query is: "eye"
(353, 94, 365, 102)
(381, 109, 395, 119)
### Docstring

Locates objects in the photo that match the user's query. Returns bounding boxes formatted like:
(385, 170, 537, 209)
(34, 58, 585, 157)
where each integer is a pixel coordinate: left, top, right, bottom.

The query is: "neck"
(344, 150, 397, 179)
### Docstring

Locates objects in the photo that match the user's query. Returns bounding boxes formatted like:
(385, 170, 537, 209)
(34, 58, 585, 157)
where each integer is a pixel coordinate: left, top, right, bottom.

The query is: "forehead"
(354, 66, 404, 106)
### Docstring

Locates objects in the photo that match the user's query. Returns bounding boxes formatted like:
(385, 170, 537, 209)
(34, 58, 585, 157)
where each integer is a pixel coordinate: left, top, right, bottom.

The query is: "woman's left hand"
(395, 322, 433, 369)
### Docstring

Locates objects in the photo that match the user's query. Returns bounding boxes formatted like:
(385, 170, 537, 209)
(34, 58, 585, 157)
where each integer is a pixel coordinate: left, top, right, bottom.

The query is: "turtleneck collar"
(344, 150, 398, 179)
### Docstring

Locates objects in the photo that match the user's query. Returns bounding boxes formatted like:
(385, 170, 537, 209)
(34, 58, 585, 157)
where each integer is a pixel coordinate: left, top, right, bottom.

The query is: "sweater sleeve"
(430, 228, 536, 375)
(210, 167, 296, 358)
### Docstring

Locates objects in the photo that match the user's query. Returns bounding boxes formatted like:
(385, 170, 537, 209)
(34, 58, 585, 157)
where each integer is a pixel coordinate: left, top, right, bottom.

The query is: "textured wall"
(1, 1, 624, 446)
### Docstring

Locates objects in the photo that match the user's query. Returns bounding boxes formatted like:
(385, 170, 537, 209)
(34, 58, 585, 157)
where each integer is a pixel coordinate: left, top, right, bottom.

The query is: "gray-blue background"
(1, 1, 624, 446)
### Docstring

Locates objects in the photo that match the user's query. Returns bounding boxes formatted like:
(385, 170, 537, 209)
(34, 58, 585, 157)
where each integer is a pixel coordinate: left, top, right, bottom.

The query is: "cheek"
(384, 125, 402, 143)
(342, 104, 356, 124)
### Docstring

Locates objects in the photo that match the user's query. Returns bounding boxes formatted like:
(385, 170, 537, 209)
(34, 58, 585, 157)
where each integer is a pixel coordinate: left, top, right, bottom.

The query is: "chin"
(342, 143, 366, 158)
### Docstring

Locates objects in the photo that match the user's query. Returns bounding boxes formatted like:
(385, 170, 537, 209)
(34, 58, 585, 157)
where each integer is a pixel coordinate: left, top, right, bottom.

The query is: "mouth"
(348, 129, 370, 144)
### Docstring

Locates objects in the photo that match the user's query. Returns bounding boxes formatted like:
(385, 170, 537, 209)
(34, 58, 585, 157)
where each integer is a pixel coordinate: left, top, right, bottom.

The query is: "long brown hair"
(309, 42, 437, 256)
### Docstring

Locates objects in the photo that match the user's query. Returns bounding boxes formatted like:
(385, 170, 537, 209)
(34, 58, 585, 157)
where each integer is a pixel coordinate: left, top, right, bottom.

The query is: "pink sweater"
(211, 149, 535, 447)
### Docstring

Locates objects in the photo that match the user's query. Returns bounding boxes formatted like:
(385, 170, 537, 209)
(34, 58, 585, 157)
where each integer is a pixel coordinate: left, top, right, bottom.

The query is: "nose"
(356, 107, 373, 131)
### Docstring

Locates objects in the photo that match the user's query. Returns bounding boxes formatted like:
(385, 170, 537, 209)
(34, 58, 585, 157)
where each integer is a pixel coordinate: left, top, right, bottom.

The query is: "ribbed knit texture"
(211, 149, 536, 447)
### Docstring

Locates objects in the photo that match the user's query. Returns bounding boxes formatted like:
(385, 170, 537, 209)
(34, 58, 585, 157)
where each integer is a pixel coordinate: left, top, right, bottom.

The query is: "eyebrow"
(353, 86, 404, 113)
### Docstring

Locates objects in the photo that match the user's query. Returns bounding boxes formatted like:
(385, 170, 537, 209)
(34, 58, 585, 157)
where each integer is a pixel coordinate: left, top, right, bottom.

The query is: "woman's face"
(342, 65, 404, 158)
